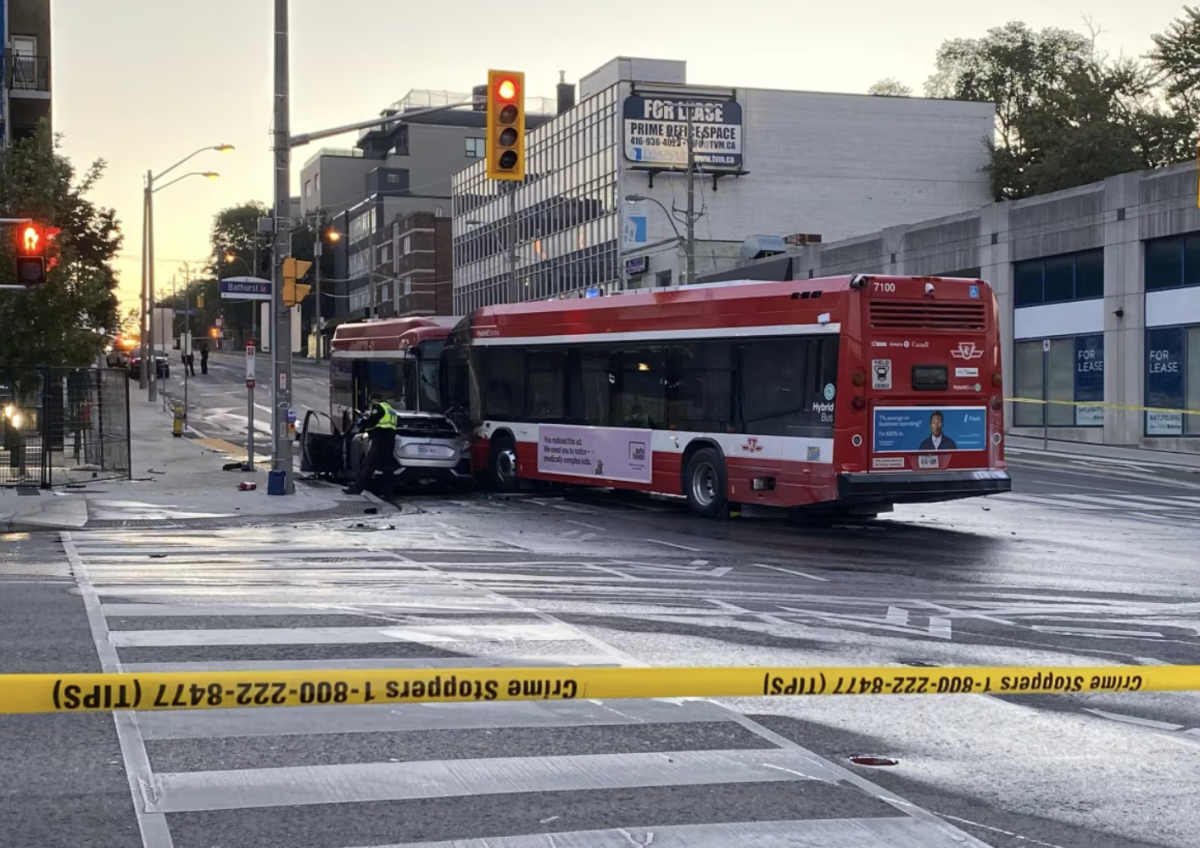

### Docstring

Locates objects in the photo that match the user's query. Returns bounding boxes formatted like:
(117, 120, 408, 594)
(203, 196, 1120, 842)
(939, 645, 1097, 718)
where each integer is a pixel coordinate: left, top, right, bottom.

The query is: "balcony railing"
(7, 54, 50, 93)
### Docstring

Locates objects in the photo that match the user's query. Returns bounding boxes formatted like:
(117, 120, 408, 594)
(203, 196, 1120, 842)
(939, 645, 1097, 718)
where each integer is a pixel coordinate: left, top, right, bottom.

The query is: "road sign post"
(246, 342, 257, 471)
(1042, 339, 1050, 452)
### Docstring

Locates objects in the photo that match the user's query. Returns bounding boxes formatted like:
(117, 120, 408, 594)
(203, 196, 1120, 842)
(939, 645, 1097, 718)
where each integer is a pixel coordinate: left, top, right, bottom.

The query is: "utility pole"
(313, 209, 323, 358)
(139, 182, 149, 390)
(684, 106, 696, 287)
(271, 0, 295, 492)
(507, 185, 518, 301)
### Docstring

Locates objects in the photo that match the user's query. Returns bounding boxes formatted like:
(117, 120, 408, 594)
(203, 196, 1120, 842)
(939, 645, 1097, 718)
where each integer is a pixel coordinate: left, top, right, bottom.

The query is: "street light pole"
(685, 106, 696, 287)
(271, 0, 296, 493)
(139, 177, 150, 390)
(147, 171, 158, 401)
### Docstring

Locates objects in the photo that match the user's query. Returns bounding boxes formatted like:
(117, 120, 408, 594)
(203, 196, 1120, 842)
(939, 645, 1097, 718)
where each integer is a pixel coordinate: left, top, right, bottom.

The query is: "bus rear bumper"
(837, 469, 1011, 505)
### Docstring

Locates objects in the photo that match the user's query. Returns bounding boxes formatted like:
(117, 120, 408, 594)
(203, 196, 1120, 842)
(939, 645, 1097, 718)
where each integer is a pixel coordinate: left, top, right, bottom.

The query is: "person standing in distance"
(343, 392, 399, 499)
(919, 410, 957, 451)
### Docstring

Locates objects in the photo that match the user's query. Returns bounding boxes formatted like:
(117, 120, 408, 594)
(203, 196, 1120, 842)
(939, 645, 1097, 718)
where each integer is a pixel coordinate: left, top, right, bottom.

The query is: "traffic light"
(14, 223, 46, 287)
(485, 70, 525, 181)
(282, 257, 312, 307)
(196, 294, 204, 309)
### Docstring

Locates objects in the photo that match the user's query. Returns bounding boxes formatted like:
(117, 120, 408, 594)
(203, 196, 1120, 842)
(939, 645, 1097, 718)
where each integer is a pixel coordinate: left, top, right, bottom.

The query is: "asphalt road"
(3, 364, 1199, 847)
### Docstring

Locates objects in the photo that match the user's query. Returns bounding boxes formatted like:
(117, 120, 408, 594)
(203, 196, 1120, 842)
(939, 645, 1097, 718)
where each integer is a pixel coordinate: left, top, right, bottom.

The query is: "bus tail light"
(990, 396, 1003, 411)
(851, 368, 865, 387)
(851, 395, 866, 411)
(992, 372, 1003, 387)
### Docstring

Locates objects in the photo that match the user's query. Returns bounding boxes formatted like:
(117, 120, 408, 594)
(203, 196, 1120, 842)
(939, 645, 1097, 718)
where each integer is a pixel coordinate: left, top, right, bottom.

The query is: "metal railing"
(7, 54, 50, 92)
(1, 367, 130, 488)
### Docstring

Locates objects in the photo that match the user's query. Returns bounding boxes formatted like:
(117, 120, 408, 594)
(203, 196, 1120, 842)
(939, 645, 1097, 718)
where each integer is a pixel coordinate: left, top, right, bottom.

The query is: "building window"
(402, 235, 412, 255)
(1013, 249, 1104, 307)
(465, 138, 486, 158)
(1013, 334, 1104, 427)
(304, 179, 313, 197)
(1145, 234, 1200, 291)
(656, 270, 672, 287)
(387, 173, 401, 184)
(1145, 326, 1200, 436)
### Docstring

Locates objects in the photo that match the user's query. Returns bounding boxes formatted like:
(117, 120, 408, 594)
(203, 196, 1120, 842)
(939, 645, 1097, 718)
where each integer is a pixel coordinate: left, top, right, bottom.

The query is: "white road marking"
(1031, 626, 1164, 638)
(565, 519, 604, 531)
(752, 563, 830, 582)
(1083, 709, 1184, 731)
(644, 539, 702, 552)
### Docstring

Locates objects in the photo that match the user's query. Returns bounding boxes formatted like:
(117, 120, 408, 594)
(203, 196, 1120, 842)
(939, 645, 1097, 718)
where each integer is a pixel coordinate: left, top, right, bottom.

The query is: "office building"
(309, 89, 557, 326)
(451, 57, 996, 312)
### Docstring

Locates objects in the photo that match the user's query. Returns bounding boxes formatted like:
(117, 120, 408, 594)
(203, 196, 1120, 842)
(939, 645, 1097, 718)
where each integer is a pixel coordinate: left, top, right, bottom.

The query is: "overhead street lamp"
(140, 145, 233, 401)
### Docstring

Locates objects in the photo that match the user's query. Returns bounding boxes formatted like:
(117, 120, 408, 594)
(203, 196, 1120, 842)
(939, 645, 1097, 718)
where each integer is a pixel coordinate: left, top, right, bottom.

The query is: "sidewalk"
(0, 389, 383, 533)
(1005, 434, 1200, 472)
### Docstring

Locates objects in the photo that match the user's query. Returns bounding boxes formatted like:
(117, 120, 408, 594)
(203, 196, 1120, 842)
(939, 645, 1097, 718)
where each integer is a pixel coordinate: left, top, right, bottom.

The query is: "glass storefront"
(1145, 326, 1200, 436)
(1013, 334, 1104, 427)
(453, 85, 620, 313)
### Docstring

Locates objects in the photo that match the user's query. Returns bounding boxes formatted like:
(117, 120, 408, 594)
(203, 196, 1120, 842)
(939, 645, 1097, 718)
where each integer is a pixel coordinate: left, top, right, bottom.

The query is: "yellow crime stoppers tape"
(2, 664, 1199, 715)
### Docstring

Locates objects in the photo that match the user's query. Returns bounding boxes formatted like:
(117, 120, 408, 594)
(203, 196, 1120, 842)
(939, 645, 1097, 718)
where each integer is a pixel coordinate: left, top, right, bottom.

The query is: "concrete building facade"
(700, 160, 1200, 453)
(2, 0, 52, 146)
(313, 89, 557, 327)
(452, 56, 995, 312)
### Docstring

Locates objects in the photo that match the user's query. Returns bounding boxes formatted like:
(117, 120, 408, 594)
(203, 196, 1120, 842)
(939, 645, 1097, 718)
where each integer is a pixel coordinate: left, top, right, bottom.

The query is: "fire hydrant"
(172, 404, 184, 438)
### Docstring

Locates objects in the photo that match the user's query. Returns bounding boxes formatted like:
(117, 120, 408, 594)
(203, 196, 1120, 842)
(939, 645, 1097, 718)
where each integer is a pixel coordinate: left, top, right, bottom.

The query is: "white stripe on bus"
(481, 422, 835, 466)
(470, 323, 841, 346)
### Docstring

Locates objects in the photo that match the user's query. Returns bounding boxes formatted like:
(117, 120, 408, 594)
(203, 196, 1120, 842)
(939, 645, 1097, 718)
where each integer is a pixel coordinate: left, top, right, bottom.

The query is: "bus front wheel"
(489, 435, 520, 492)
(684, 448, 728, 518)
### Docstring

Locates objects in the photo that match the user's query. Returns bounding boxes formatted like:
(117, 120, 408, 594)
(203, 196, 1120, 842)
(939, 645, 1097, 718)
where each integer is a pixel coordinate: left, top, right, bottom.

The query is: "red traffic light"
(496, 78, 518, 101)
(18, 224, 44, 256)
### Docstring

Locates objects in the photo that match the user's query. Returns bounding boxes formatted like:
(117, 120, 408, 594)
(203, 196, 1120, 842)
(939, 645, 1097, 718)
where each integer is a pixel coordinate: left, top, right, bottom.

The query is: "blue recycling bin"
(267, 469, 287, 496)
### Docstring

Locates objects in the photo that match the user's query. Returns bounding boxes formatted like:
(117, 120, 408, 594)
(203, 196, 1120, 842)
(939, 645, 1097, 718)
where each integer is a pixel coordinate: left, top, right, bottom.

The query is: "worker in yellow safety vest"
(343, 393, 399, 499)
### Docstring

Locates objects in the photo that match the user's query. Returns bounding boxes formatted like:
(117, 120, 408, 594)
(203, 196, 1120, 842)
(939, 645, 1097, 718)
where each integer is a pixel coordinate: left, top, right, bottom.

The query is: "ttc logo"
(741, 438, 764, 453)
(950, 342, 984, 360)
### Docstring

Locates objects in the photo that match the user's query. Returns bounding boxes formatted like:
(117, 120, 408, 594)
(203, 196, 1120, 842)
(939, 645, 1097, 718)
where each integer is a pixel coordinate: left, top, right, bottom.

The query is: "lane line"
(61, 533, 176, 848)
(1083, 709, 1184, 731)
(644, 539, 702, 552)
(752, 563, 830, 582)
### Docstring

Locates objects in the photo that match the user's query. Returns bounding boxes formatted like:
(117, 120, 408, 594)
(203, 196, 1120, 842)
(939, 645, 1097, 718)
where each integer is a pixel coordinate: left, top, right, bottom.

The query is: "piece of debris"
(238, 482, 257, 491)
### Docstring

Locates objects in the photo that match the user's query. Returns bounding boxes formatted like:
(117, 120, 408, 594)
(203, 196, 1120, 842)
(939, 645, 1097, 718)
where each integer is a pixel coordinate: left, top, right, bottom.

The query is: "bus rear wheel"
(489, 434, 520, 492)
(684, 448, 728, 518)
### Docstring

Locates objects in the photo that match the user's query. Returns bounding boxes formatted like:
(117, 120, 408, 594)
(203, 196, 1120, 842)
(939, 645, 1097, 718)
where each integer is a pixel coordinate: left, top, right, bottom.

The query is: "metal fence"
(1, 367, 131, 488)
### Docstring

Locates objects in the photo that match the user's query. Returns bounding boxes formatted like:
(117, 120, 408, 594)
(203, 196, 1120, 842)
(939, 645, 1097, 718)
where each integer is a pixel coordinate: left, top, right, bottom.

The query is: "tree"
(924, 22, 1092, 151)
(868, 78, 912, 97)
(208, 202, 270, 342)
(1147, 5, 1200, 124)
(927, 19, 1196, 200)
(0, 122, 123, 370)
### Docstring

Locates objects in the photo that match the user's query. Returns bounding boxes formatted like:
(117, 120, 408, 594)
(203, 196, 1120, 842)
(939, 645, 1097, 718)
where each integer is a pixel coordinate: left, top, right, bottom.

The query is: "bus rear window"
(912, 365, 948, 391)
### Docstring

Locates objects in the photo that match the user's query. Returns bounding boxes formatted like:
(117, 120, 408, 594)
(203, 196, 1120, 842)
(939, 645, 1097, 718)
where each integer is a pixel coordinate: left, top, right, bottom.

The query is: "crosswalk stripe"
(1059, 494, 1177, 510)
(993, 493, 1107, 509)
(139, 697, 728, 740)
(121, 656, 622, 674)
(110, 622, 583, 647)
(366, 817, 959, 848)
(150, 748, 845, 813)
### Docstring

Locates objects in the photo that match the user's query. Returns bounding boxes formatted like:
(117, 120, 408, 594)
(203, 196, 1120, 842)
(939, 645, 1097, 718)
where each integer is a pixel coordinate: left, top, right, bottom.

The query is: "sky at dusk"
(48, 0, 1191, 312)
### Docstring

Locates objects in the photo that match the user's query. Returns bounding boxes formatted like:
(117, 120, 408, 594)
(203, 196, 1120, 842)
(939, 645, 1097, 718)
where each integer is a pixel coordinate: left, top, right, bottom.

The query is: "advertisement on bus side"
(537, 424, 653, 484)
(872, 406, 987, 453)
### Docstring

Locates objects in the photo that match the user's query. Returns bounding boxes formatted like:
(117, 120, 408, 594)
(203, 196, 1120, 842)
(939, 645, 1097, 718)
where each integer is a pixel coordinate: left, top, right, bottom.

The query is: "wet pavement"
(3, 369, 1199, 847)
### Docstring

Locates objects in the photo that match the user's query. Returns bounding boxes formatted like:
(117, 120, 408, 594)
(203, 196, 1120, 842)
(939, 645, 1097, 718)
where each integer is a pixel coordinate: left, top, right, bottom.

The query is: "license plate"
(417, 445, 440, 456)
(918, 455, 939, 469)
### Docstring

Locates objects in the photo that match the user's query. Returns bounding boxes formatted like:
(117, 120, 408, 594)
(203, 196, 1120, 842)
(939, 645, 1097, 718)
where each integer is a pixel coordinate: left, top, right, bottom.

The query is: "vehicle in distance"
(439, 273, 1012, 518)
(300, 316, 472, 491)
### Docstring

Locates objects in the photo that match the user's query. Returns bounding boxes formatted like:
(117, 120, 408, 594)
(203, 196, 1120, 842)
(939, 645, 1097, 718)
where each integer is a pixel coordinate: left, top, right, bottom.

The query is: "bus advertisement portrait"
(872, 407, 989, 454)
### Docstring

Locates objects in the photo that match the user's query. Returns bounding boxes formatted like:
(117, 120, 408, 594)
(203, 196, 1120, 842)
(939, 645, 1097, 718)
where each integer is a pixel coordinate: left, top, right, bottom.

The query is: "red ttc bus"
(440, 274, 1011, 517)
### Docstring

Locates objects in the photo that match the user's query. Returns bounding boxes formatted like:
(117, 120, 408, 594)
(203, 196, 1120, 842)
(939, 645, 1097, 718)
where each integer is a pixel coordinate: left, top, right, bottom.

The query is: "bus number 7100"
(873, 281, 896, 293)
